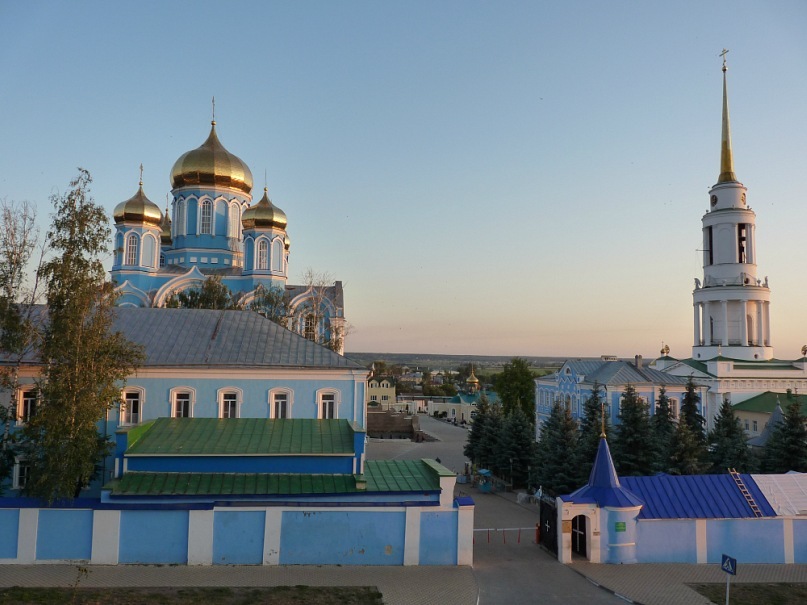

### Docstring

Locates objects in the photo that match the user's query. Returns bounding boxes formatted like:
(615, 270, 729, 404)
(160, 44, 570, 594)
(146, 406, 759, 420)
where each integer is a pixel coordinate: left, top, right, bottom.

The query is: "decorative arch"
(153, 267, 207, 307)
(175, 198, 187, 237)
(199, 198, 213, 235)
(113, 280, 152, 308)
(268, 387, 294, 419)
(115, 232, 124, 266)
(125, 233, 140, 266)
(271, 237, 283, 272)
(228, 201, 240, 238)
(257, 238, 269, 270)
(217, 386, 243, 419)
(316, 388, 341, 419)
(142, 233, 158, 268)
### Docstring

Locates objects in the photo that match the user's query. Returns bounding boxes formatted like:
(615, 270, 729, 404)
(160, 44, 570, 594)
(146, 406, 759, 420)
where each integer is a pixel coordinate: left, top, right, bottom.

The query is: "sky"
(2, 1, 807, 358)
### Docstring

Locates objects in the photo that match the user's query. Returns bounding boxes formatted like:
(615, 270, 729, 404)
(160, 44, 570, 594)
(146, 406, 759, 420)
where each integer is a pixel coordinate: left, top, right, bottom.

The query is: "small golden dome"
(170, 121, 253, 195)
(242, 188, 287, 230)
(284, 233, 291, 250)
(113, 183, 162, 226)
(160, 206, 172, 245)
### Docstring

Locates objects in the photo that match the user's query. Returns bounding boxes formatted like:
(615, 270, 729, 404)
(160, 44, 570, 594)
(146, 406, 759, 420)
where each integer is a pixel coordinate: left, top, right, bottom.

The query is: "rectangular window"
(744, 419, 749, 431)
(381, 395, 389, 401)
(370, 395, 378, 401)
(273, 393, 288, 419)
(738, 224, 747, 263)
(14, 460, 30, 490)
(121, 391, 141, 425)
(706, 226, 713, 266)
(200, 201, 212, 234)
(752, 420, 758, 432)
(19, 390, 37, 423)
(304, 315, 317, 341)
(321, 393, 336, 419)
(174, 393, 191, 418)
(221, 393, 238, 418)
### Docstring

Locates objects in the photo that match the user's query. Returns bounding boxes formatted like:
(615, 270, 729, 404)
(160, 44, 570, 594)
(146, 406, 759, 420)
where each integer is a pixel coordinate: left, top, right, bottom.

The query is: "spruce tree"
(762, 397, 807, 473)
(708, 397, 749, 472)
(680, 376, 706, 444)
(612, 385, 655, 476)
(651, 385, 676, 473)
(533, 400, 580, 496)
(668, 418, 708, 475)
(477, 403, 502, 474)
(496, 407, 536, 488)
(21, 170, 143, 501)
(463, 394, 490, 465)
(577, 382, 609, 484)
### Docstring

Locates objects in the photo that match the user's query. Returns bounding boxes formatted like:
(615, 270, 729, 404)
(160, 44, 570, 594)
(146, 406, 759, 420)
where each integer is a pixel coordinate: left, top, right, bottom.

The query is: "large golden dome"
(113, 183, 162, 226)
(170, 121, 253, 195)
(242, 188, 287, 230)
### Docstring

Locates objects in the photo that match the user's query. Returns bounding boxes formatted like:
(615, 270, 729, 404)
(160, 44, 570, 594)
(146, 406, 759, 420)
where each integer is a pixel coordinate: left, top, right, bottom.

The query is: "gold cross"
(719, 48, 729, 70)
(139, 163, 143, 185)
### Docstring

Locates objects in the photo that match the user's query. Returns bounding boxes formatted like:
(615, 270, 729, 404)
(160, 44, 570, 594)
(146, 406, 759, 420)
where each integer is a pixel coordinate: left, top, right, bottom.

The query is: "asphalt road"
(367, 415, 623, 604)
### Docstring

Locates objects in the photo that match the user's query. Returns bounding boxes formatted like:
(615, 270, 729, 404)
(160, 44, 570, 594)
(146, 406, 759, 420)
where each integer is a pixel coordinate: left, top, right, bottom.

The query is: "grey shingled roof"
(562, 360, 691, 387)
(113, 308, 361, 368)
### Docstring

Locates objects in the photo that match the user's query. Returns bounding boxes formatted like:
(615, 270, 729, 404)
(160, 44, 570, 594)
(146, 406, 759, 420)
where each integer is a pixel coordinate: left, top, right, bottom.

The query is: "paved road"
(369, 416, 624, 604)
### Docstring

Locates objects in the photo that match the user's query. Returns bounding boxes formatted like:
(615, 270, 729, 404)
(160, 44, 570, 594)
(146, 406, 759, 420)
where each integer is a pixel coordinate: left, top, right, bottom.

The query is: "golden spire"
(717, 49, 737, 183)
(600, 402, 606, 438)
(139, 163, 144, 186)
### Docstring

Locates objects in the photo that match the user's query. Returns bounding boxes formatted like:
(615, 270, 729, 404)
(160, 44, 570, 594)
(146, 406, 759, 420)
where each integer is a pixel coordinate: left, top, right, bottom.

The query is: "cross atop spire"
(717, 49, 737, 183)
(139, 163, 144, 186)
(212, 96, 216, 125)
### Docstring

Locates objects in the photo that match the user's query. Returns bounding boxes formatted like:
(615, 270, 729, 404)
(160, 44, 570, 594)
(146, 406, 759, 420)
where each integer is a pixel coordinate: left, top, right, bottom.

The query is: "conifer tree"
(476, 402, 502, 473)
(463, 394, 490, 464)
(494, 358, 536, 422)
(680, 376, 706, 444)
(668, 418, 708, 475)
(577, 382, 609, 484)
(708, 397, 749, 472)
(650, 385, 676, 473)
(496, 407, 535, 488)
(612, 385, 655, 476)
(533, 400, 580, 496)
(762, 397, 807, 473)
(21, 170, 143, 501)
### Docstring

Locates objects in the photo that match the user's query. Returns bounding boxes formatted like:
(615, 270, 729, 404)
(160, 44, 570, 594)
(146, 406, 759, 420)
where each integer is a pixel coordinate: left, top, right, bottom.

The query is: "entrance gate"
(539, 495, 558, 554)
(571, 514, 587, 557)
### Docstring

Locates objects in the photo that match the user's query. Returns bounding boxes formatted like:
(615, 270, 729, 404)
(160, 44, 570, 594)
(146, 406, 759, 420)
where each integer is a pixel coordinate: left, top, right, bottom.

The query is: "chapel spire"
(717, 49, 737, 183)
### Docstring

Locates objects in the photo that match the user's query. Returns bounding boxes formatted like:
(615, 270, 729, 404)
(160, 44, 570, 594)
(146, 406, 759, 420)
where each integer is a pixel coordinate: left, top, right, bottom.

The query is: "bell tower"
(692, 52, 773, 361)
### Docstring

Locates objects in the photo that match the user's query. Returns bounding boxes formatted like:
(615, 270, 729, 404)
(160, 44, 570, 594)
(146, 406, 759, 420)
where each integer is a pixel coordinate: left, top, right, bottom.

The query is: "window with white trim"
(172, 390, 193, 418)
(271, 238, 283, 271)
(176, 200, 186, 236)
(200, 200, 213, 234)
(269, 389, 293, 419)
(219, 389, 240, 419)
(228, 204, 239, 238)
(126, 233, 139, 266)
(257, 239, 268, 270)
(13, 459, 30, 490)
(18, 389, 37, 424)
(318, 390, 338, 419)
(120, 390, 142, 425)
(669, 398, 679, 419)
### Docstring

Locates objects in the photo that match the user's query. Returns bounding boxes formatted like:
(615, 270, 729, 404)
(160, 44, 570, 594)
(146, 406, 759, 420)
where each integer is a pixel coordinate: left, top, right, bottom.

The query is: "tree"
(708, 397, 749, 473)
(650, 385, 676, 473)
(20, 170, 143, 501)
(668, 418, 708, 475)
(464, 394, 491, 465)
(576, 382, 609, 484)
(762, 396, 807, 473)
(533, 400, 580, 496)
(164, 275, 243, 310)
(292, 269, 347, 353)
(680, 376, 706, 444)
(494, 358, 536, 422)
(612, 385, 655, 476)
(250, 283, 292, 325)
(476, 403, 503, 474)
(496, 407, 536, 488)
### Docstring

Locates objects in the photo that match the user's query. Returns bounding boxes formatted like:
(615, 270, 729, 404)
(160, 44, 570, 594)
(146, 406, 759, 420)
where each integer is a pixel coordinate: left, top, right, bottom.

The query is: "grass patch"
(0, 586, 383, 605)
(691, 583, 807, 605)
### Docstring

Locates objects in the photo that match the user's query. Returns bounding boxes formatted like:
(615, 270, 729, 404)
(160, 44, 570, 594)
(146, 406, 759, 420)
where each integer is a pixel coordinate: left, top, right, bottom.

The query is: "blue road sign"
(721, 553, 737, 576)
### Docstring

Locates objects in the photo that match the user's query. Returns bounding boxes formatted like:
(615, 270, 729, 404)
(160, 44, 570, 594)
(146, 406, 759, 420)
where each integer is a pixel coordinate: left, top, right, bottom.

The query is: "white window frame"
(269, 388, 293, 419)
(218, 387, 242, 419)
(175, 199, 186, 237)
(669, 398, 679, 419)
(17, 388, 38, 425)
(228, 203, 240, 238)
(200, 199, 213, 235)
(170, 387, 196, 418)
(125, 233, 139, 266)
(317, 389, 340, 419)
(257, 239, 269, 270)
(13, 458, 30, 490)
(120, 387, 144, 426)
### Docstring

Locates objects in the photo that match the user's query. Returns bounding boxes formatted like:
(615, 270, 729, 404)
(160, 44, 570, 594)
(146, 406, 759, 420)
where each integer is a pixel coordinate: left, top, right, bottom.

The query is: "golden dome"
(170, 121, 253, 195)
(113, 183, 162, 226)
(160, 206, 172, 245)
(284, 233, 291, 250)
(242, 188, 288, 230)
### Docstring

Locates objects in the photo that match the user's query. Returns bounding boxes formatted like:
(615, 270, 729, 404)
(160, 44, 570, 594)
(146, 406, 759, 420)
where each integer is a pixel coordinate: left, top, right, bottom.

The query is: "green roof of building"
(105, 460, 443, 496)
(733, 391, 807, 415)
(124, 418, 358, 456)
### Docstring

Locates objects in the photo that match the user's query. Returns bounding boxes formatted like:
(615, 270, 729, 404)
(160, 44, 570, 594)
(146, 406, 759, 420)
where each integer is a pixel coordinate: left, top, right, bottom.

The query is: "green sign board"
(614, 522, 626, 532)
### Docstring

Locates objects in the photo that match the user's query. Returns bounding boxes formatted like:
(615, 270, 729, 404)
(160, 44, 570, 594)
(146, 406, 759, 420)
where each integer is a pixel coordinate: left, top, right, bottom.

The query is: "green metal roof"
(125, 418, 357, 456)
(105, 460, 443, 496)
(733, 391, 807, 415)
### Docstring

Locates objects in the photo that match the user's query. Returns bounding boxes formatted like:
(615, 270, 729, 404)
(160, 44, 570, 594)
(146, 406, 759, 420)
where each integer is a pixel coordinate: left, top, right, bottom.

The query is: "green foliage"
(463, 394, 490, 463)
(650, 385, 676, 473)
(493, 357, 536, 422)
(708, 397, 750, 473)
(762, 396, 807, 473)
(423, 383, 457, 397)
(612, 385, 655, 476)
(476, 402, 503, 473)
(20, 170, 143, 501)
(533, 400, 580, 496)
(164, 275, 243, 310)
(497, 407, 536, 488)
(668, 417, 709, 475)
(577, 382, 609, 484)
(249, 283, 291, 324)
(680, 376, 706, 444)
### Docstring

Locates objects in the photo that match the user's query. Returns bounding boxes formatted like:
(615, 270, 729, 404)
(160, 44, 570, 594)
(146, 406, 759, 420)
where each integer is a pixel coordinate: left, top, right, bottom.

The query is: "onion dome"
(284, 233, 291, 250)
(170, 121, 253, 195)
(113, 182, 162, 226)
(241, 188, 287, 230)
(160, 204, 172, 245)
(466, 366, 479, 385)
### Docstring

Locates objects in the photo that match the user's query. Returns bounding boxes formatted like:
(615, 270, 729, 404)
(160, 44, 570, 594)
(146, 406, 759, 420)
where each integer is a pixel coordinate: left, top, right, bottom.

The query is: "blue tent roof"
(562, 438, 643, 508)
(620, 474, 776, 519)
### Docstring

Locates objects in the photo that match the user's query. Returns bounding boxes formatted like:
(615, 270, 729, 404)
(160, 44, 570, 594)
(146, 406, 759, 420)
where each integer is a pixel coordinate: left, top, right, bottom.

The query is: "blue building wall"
(279, 510, 406, 565)
(213, 511, 265, 564)
(0, 509, 19, 558)
(36, 510, 93, 560)
(636, 520, 697, 563)
(795, 521, 807, 563)
(419, 511, 458, 565)
(706, 519, 784, 564)
(119, 510, 189, 564)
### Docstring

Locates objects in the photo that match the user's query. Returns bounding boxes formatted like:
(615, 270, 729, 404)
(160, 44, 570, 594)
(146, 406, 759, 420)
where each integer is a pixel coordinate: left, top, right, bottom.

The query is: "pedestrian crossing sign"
(721, 553, 737, 576)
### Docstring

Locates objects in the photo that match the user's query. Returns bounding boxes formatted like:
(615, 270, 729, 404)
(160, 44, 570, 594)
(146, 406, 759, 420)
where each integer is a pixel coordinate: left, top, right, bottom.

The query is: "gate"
(539, 495, 558, 554)
(571, 514, 587, 557)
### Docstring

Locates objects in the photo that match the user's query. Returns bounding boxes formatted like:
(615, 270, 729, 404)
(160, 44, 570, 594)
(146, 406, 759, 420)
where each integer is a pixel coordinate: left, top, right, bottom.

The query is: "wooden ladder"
(729, 468, 763, 517)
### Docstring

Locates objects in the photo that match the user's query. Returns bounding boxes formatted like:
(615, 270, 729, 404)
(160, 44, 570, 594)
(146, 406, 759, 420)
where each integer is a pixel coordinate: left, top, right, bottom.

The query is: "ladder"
(729, 468, 763, 517)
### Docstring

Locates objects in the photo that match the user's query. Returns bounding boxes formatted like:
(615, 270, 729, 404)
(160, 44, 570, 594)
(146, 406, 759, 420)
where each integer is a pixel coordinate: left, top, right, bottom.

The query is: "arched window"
(125, 233, 139, 266)
(257, 239, 269, 270)
(272, 238, 283, 272)
(142, 234, 157, 268)
(317, 389, 340, 419)
(228, 204, 240, 238)
(200, 200, 213, 234)
(120, 388, 144, 426)
(269, 388, 294, 419)
(115, 232, 124, 265)
(175, 200, 186, 237)
(303, 314, 317, 341)
(218, 387, 242, 419)
(170, 387, 195, 418)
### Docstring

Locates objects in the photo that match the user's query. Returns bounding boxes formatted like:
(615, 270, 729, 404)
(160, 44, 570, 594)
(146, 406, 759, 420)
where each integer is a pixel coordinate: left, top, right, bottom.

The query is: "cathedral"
(109, 119, 346, 353)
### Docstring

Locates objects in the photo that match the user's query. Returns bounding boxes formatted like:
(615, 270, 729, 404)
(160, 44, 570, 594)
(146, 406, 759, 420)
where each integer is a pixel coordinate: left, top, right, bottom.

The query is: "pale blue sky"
(2, 1, 807, 357)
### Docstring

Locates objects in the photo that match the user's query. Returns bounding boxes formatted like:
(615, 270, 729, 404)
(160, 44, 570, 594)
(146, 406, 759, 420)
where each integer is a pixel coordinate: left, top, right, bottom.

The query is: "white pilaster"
(456, 504, 474, 566)
(783, 518, 794, 564)
(696, 519, 707, 563)
(263, 508, 282, 565)
(694, 303, 701, 345)
(403, 507, 421, 565)
(765, 301, 771, 346)
(187, 510, 214, 565)
(91, 510, 120, 564)
(17, 508, 38, 563)
(704, 302, 712, 345)
(740, 300, 748, 345)
(721, 300, 729, 346)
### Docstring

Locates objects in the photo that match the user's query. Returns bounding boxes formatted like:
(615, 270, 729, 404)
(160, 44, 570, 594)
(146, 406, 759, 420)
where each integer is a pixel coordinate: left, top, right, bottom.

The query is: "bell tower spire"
(718, 49, 737, 183)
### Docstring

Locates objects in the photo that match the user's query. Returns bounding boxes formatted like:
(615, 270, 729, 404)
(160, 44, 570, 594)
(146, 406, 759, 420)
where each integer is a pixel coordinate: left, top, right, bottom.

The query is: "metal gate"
(539, 495, 558, 554)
